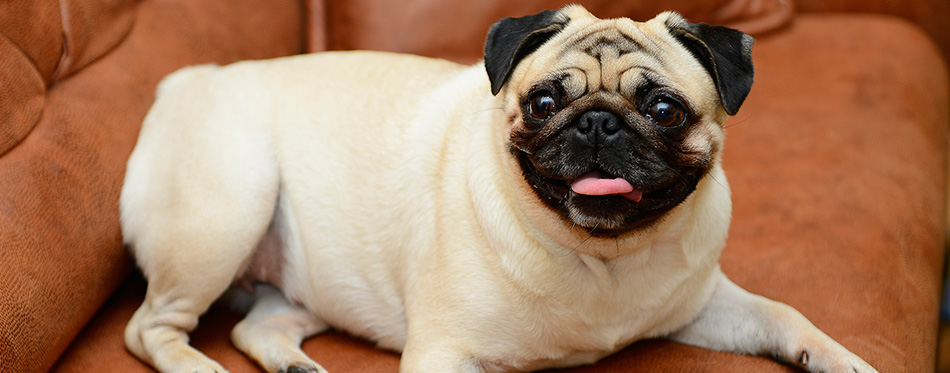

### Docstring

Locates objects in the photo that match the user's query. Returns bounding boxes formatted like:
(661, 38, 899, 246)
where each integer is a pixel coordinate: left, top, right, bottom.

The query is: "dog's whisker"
(706, 172, 728, 192)
(572, 223, 598, 254)
(723, 115, 752, 129)
(475, 106, 505, 113)
(660, 162, 689, 188)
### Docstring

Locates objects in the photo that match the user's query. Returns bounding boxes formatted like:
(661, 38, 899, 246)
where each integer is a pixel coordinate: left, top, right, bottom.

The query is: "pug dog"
(120, 5, 876, 373)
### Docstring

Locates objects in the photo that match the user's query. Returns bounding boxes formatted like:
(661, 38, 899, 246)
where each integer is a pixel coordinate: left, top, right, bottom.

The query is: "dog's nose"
(574, 110, 622, 147)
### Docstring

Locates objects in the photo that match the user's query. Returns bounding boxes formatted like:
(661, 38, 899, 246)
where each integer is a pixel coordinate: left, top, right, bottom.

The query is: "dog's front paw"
(792, 338, 878, 373)
(278, 364, 328, 373)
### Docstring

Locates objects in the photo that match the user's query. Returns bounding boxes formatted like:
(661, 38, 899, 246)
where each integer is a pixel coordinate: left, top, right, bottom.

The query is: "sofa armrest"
(0, 1, 304, 372)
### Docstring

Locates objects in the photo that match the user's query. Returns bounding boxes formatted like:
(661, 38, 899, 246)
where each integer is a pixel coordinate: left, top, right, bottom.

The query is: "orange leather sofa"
(2, 0, 948, 372)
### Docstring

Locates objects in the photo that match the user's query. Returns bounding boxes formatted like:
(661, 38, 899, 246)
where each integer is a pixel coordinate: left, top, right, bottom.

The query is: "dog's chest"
(473, 252, 722, 370)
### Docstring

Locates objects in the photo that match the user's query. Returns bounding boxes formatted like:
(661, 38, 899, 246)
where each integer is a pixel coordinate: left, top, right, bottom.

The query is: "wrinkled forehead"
(511, 15, 717, 106)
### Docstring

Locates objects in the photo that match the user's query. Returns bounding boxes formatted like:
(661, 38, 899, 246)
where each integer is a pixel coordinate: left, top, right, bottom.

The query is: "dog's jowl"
(120, 5, 876, 372)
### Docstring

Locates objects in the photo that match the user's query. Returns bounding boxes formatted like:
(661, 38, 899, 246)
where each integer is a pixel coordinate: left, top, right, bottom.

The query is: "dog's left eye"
(646, 98, 687, 128)
(528, 91, 558, 120)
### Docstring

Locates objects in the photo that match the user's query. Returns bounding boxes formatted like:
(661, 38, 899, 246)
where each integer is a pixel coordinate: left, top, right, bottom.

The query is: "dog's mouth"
(517, 152, 703, 235)
(569, 169, 700, 202)
(570, 171, 643, 202)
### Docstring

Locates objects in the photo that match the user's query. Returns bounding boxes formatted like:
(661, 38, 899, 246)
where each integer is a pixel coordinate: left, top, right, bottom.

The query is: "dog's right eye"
(528, 91, 558, 120)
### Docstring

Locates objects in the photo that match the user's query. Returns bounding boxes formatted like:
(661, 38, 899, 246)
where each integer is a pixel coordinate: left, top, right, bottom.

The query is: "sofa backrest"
(305, 0, 795, 62)
(0, 0, 135, 156)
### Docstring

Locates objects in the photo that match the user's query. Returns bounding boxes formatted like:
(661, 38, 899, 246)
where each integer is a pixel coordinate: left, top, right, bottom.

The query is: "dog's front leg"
(668, 273, 877, 372)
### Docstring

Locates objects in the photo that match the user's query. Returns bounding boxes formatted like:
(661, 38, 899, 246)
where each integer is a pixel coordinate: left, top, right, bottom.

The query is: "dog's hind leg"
(121, 65, 281, 372)
(231, 284, 330, 373)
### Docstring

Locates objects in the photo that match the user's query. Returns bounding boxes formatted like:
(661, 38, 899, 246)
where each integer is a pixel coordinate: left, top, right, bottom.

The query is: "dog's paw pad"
(280, 365, 325, 373)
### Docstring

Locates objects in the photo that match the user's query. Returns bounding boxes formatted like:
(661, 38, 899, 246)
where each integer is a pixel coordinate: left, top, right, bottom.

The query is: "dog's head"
(485, 6, 753, 236)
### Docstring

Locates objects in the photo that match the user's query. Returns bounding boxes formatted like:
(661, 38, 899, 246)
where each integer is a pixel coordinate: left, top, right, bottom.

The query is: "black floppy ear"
(484, 9, 568, 95)
(667, 17, 754, 115)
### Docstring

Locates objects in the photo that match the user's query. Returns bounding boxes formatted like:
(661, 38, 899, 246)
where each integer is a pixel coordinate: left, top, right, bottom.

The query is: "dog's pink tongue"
(571, 173, 643, 202)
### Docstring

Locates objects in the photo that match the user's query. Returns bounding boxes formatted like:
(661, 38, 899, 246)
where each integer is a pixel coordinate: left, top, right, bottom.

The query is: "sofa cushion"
(52, 12, 948, 373)
(0, 0, 63, 83)
(0, 35, 45, 157)
(0, 0, 59, 156)
(0, 0, 135, 156)
(53, 0, 137, 81)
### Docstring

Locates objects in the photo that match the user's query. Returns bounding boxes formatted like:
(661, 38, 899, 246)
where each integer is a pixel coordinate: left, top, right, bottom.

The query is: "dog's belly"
(240, 207, 412, 351)
(277, 218, 411, 351)
(241, 52, 472, 350)
(265, 136, 418, 350)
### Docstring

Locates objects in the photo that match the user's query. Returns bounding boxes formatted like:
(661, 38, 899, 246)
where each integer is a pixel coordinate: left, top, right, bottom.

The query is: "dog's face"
(485, 6, 753, 235)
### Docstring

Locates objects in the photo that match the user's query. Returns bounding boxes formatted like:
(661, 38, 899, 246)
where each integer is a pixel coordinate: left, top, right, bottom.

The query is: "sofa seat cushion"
(52, 13, 948, 372)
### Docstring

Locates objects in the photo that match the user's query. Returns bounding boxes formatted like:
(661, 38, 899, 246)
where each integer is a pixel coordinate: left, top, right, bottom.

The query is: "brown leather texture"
(796, 0, 950, 66)
(0, 1, 304, 372)
(0, 0, 136, 157)
(0, 0, 946, 372)
(0, 35, 45, 157)
(0, 1, 64, 84)
(53, 0, 137, 81)
(309, 0, 794, 62)
(0, 1, 58, 156)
